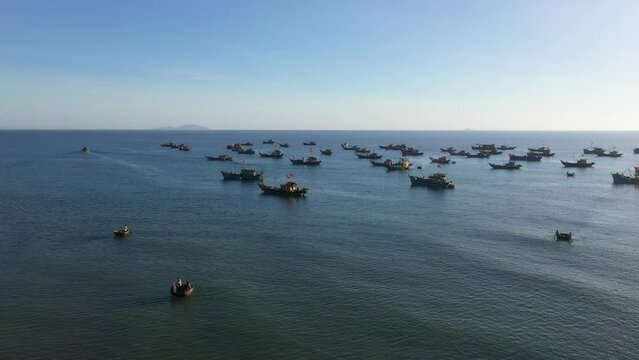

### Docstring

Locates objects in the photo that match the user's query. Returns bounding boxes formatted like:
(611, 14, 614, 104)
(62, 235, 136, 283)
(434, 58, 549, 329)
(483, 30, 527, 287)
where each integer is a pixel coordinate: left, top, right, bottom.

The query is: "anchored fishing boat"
(221, 169, 264, 181)
(498, 145, 516, 150)
(303, 141, 317, 146)
(449, 150, 469, 156)
(320, 149, 332, 156)
(341, 143, 357, 150)
(263, 139, 274, 144)
(171, 279, 194, 297)
(161, 142, 177, 148)
(178, 144, 191, 151)
(290, 156, 321, 166)
(379, 144, 407, 150)
(205, 154, 233, 161)
(259, 149, 284, 158)
(472, 144, 496, 151)
(356, 152, 383, 159)
(583, 146, 606, 155)
(429, 156, 450, 164)
(597, 150, 622, 158)
(612, 167, 639, 185)
(634, 148, 639, 154)
(560, 159, 594, 168)
(354, 147, 371, 154)
(466, 152, 490, 158)
(489, 161, 522, 170)
(81, 145, 89, 153)
(258, 181, 308, 197)
(236, 148, 255, 154)
(401, 147, 424, 156)
(370, 160, 387, 167)
(113, 225, 130, 237)
(440, 147, 456, 153)
(509, 153, 542, 161)
(409, 173, 455, 189)
(384, 158, 412, 171)
(278, 143, 289, 148)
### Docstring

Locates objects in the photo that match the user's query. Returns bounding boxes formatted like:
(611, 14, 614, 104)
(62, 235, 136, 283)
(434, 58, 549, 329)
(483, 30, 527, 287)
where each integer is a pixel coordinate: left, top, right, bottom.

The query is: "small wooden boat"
(429, 156, 450, 164)
(509, 153, 542, 161)
(528, 146, 552, 154)
(567, 171, 575, 177)
(81, 145, 89, 153)
(356, 152, 383, 159)
(555, 230, 572, 242)
(258, 181, 308, 197)
(171, 282, 194, 297)
(263, 139, 275, 144)
(466, 152, 490, 158)
(205, 155, 233, 161)
(370, 160, 387, 167)
(178, 144, 191, 151)
(634, 148, 639, 154)
(161, 142, 177, 148)
(242, 142, 253, 146)
(303, 141, 317, 146)
(278, 143, 290, 148)
(409, 173, 455, 189)
(379, 144, 406, 150)
(354, 147, 371, 154)
(320, 149, 332, 156)
(440, 147, 456, 153)
(489, 161, 522, 170)
(561, 159, 594, 168)
(113, 228, 130, 236)
(401, 147, 424, 156)
(498, 145, 516, 150)
(259, 149, 284, 158)
(290, 156, 321, 166)
(221, 169, 264, 181)
(237, 148, 255, 154)
(597, 150, 622, 158)
(341, 143, 357, 150)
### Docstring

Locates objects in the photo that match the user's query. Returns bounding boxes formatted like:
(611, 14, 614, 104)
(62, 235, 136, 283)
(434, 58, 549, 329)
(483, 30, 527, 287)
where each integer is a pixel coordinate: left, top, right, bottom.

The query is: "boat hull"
(258, 183, 308, 197)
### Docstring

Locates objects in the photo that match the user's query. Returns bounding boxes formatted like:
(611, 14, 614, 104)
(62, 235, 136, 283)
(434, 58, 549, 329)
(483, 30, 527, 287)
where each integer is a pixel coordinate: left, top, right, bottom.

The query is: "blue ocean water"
(1, 130, 639, 359)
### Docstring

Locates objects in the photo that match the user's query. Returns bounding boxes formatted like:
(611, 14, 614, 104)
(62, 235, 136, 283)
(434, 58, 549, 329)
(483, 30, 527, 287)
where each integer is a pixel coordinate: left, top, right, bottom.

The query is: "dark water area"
(1, 130, 639, 359)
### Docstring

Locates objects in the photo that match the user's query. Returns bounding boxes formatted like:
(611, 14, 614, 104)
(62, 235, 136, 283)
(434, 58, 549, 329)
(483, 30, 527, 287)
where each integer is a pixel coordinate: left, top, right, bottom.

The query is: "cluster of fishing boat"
(161, 141, 191, 151)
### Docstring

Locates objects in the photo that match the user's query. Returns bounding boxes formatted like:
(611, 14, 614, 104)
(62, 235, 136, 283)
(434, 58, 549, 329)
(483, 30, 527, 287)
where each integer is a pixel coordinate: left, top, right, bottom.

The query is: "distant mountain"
(155, 124, 210, 131)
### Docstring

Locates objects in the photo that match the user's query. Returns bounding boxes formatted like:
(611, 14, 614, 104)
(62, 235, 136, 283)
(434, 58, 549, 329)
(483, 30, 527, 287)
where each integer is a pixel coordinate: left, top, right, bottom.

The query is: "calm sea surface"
(1, 130, 639, 359)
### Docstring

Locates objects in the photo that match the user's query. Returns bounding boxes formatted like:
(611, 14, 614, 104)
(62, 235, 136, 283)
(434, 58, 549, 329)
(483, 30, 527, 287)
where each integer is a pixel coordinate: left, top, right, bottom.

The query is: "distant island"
(154, 124, 210, 131)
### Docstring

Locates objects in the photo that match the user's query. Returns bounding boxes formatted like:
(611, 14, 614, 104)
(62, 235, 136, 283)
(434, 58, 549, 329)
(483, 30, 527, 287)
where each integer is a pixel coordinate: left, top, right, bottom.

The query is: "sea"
(1, 130, 638, 359)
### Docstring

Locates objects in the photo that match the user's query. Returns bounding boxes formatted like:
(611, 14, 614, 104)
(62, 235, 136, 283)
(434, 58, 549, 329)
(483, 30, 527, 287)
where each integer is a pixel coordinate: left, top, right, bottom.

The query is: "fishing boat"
(597, 150, 622, 158)
(401, 147, 424, 156)
(528, 146, 552, 153)
(205, 154, 233, 161)
(583, 146, 606, 155)
(379, 144, 406, 150)
(258, 181, 308, 197)
(567, 171, 575, 177)
(259, 149, 284, 158)
(290, 156, 321, 166)
(303, 141, 317, 146)
(237, 148, 255, 154)
(263, 139, 275, 144)
(471, 144, 496, 151)
(81, 145, 89, 153)
(489, 161, 522, 170)
(612, 167, 639, 184)
(370, 160, 387, 167)
(171, 281, 194, 297)
(356, 152, 383, 159)
(354, 147, 371, 154)
(384, 158, 412, 171)
(555, 230, 572, 242)
(466, 152, 490, 158)
(178, 144, 191, 151)
(440, 147, 456, 153)
(449, 150, 469, 156)
(498, 145, 516, 150)
(509, 153, 542, 161)
(341, 143, 357, 150)
(161, 141, 177, 148)
(278, 143, 290, 148)
(561, 159, 594, 168)
(320, 149, 332, 156)
(241, 142, 253, 146)
(409, 173, 455, 189)
(429, 156, 450, 164)
(634, 148, 639, 154)
(221, 169, 264, 181)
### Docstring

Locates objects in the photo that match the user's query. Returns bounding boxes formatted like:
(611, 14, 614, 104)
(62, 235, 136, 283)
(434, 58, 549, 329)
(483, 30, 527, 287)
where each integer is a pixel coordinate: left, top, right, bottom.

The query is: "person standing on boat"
(176, 277, 182, 287)
(123, 224, 128, 232)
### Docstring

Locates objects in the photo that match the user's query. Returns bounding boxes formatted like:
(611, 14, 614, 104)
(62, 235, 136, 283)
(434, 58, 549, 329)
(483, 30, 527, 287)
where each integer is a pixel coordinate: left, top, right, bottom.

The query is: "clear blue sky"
(1, 0, 637, 130)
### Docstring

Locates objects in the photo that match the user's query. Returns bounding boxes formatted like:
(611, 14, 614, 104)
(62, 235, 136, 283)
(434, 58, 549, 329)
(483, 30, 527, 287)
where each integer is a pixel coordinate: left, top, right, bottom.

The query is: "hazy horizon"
(1, 0, 638, 131)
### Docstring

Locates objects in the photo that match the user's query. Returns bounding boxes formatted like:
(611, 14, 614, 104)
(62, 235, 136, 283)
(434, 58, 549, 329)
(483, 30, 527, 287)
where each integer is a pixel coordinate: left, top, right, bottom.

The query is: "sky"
(0, 0, 638, 130)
